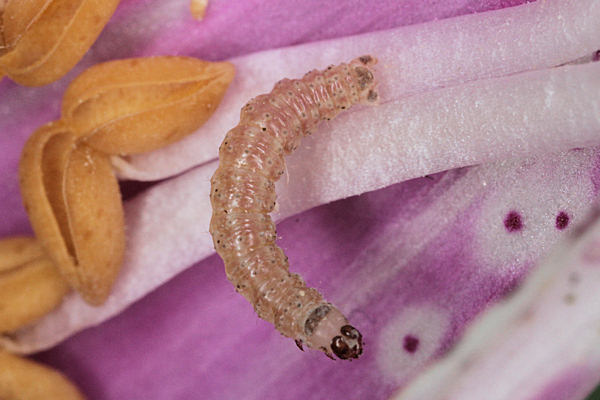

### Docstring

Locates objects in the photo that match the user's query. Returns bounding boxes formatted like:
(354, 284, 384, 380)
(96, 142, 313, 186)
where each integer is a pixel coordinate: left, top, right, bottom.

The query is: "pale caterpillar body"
(210, 55, 378, 359)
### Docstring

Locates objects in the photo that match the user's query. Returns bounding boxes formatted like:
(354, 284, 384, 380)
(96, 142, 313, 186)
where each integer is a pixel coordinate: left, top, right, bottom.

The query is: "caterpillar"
(209, 55, 378, 360)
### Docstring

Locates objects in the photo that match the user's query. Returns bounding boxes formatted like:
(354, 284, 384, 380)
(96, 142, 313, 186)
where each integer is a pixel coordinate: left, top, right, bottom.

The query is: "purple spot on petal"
(504, 211, 523, 232)
(403, 335, 419, 353)
(556, 211, 570, 230)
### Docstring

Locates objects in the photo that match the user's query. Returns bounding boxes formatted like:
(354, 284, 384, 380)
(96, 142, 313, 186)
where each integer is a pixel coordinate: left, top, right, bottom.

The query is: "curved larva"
(210, 55, 378, 360)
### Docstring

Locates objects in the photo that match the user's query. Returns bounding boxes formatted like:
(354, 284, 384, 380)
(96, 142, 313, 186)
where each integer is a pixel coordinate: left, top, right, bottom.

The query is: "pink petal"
(397, 207, 600, 400)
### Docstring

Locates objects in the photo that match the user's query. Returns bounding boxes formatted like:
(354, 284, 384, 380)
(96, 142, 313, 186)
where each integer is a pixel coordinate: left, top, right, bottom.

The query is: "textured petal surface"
(117, 0, 600, 180)
(396, 205, 600, 400)
(2, 0, 600, 400)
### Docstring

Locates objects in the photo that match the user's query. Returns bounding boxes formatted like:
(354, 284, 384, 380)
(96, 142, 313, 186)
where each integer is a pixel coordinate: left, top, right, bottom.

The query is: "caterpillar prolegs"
(209, 55, 378, 360)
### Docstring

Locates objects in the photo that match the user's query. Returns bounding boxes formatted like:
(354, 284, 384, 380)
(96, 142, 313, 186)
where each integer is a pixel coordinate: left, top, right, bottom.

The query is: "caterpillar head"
(331, 325, 363, 360)
(303, 305, 363, 360)
(351, 55, 379, 105)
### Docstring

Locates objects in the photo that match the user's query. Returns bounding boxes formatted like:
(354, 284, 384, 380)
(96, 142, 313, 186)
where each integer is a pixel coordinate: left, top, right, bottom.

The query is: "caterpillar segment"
(210, 55, 378, 359)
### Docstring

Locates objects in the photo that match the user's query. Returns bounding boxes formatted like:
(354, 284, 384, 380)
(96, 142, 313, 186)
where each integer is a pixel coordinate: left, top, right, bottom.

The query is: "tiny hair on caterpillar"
(209, 55, 378, 360)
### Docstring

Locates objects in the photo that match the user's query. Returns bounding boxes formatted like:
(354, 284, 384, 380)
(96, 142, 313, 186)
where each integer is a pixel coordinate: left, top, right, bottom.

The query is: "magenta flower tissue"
(1, 0, 599, 399)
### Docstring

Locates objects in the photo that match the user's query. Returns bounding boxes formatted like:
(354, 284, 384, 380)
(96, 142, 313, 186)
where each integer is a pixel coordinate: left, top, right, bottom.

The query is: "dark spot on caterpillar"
(304, 305, 331, 335)
(556, 211, 570, 230)
(359, 55, 373, 64)
(403, 335, 419, 353)
(504, 211, 523, 232)
(594, 50, 600, 62)
(355, 67, 374, 89)
(367, 90, 378, 102)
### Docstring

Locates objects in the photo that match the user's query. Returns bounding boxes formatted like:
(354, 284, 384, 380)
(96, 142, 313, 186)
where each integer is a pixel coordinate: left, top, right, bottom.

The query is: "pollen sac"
(61, 56, 236, 155)
(19, 122, 125, 305)
(0, 0, 120, 86)
(0, 237, 69, 333)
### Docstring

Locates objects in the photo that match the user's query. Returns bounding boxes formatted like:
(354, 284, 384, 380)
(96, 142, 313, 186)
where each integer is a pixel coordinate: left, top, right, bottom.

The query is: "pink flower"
(2, 0, 600, 398)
